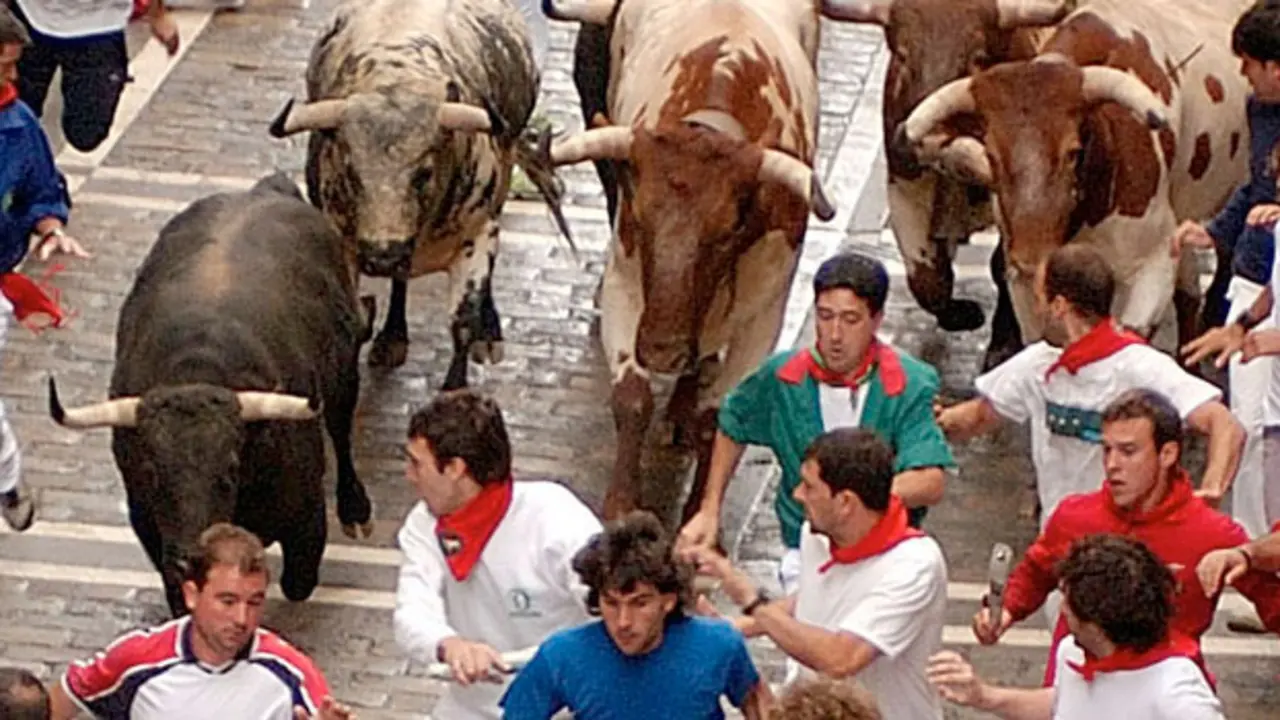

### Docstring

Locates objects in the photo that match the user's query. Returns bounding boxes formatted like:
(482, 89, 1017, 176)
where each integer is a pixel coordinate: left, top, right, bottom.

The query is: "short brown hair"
(1059, 534, 1175, 652)
(1042, 244, 1114, 320)
(0, 6, 31, 47)
(572, 510, 692, 620)
(0, 668, 49, 720)
(183, 523, 269, 588)
(1101, 388, 1183, 452)
(769, 678, 881, 720)
(802, 428, 895, 512)
(408, 389, 512, 485)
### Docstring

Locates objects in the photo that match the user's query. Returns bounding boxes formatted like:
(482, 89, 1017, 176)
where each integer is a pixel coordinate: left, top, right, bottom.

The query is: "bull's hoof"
(368, 335, 409, 368)
(280, 572, 318, 603)
(341, 520, 375, 540)
(936, 300, 986, 332)
(468, 340, 504, 365)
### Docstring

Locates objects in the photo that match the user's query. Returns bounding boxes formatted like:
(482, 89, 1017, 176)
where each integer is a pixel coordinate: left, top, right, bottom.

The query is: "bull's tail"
(514, 126, 579, 262)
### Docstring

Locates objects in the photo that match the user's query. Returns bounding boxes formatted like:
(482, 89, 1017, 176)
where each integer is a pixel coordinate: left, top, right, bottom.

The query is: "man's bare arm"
(936, 398, 1004, 442)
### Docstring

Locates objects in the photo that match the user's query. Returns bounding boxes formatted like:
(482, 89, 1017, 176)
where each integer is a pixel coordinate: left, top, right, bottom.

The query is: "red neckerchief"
(1104, 469, 1194, 525)
(1067, 632, 1200, 682)
(0, 264, 73, 333)
(777, 342, 906, 396)
(819, 496, 925, 573)
(1044, 319, 1145, 381)
(0, 83, 16, 109)
(435, 479, 514, 582)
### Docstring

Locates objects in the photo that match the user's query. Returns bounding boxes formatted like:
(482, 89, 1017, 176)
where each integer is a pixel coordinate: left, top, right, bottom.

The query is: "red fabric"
(1044, 319, 1146, 381)
(0, 83, 16, 109)
(130, 0, 152, 21)
(435, 479, 514, 581)
(0, 266, 72, 332)
(777, 342, 906, 397)
(1001, 470, 1280, 687)
(1067, 632, 1201, 683)
(66, 619, 185, 702)
(819, 496, 925, 573)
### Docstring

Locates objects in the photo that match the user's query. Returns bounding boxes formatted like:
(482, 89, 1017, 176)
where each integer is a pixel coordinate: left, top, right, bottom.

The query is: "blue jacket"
(0, 99, 69, 275)
(1206, 96, 1280, 285)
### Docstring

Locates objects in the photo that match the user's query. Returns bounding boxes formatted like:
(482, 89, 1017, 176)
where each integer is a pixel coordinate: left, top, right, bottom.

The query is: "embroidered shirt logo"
(1045, 402, 1103, 444)
(508, 588, 541, 618)
(438, 533, 463, 557)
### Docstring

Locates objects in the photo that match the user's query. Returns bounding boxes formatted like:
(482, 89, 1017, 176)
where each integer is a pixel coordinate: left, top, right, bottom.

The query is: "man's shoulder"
(889, 346, 941, 391)
(1045, 491, 1111, 533)
(0, 100, 42, 134)
(541, 620, 608, 657)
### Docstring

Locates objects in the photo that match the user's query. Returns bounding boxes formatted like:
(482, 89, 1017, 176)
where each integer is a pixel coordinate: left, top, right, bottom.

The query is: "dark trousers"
(11, 1, 129, 153)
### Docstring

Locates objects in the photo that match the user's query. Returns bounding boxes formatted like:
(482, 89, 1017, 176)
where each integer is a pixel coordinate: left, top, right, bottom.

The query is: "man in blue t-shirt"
(499, 511, 770, 719)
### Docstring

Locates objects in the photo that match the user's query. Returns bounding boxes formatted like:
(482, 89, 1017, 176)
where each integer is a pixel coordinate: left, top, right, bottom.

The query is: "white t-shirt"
(14, 0, 133, 39)
(1265, 224, 1280, 426)
(394, 480, 602, 720)
(792, 523, 947, 720)
(1051, 636, 1224, 719)
(975, 342, 1220, 526)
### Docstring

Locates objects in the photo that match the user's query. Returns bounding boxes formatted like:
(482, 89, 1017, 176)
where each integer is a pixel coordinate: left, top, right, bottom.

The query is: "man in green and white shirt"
(677, 252, 954, 592)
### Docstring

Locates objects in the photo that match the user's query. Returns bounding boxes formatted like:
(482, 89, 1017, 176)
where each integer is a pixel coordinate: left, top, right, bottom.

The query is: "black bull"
(49, 173, 374, 617)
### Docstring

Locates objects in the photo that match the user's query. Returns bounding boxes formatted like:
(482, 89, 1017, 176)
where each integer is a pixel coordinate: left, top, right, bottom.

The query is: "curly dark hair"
(769, 677, 882, 720)
(572, 510, 693, 620)
(1058, 534, 1175, 653)
(407, 389, 512, 485)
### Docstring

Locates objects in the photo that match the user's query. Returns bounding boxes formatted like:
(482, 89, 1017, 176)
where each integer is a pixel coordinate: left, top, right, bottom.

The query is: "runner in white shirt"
(392, 389, 602, 720)
(929, 534, 1224, 720)
(938, 243, 1241, 526)
(46, 523, 354, 720)
(683, 427, 948, 720)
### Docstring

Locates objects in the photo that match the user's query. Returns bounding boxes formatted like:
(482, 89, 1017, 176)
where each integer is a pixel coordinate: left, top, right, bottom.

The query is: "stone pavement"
(0, 1, 1276, 719)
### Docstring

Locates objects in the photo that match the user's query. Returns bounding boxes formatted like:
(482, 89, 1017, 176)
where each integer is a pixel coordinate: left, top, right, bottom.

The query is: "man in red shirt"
(972, 388, 1280, 685)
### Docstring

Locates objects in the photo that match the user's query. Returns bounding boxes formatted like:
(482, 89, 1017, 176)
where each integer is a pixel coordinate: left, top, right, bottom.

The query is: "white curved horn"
(268, 98, 347, 138)
(996, 0, 1078, 29)
(549, 126, 635, 166)
(1080, 66, 1169, 130)
(48, 378, 139, 429)
(543, 0, 617, 24)
(821, 0, 892, 26)
(901, 77, 978, 145)
(236, 392, 320, 422)
(437, 103, 494, 133)
(758, 150, 837, 221)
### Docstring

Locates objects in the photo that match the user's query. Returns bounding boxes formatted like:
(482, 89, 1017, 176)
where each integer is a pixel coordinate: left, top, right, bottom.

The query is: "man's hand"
(676, 510, 720, 553)
(36, 228, 91, 261)
(293, 698, 357, 720)
(678, 545, 759, 608)
(1242, 329, 1280, 363)
(1193, 487, 1224, 508)
(438, 637, 510, 686)
(150, 12, 180, 55)
(927, 651, 991, 708)
(1197, 547, 1251, 597)
(1181, 324, 1246, 369)
(1247, 203, 1280, 228)
(971, 606, 1013, 646)
(1170, 220, 1216, 258)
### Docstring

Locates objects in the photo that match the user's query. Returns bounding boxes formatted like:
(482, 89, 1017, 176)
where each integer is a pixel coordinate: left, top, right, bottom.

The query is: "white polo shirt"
(13, 0, 133, 39)
(975, 341, 1220, 526)
(394, 480, 602, 720)
(791, 523, 947, 720)
(1051, 636, 1224, 719)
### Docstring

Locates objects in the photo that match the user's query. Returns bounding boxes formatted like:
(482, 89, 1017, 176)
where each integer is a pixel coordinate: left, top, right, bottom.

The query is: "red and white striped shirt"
(63, 617, 330, 719)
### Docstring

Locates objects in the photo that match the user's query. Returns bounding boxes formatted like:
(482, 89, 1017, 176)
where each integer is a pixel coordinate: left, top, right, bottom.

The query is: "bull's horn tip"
(811, 177, 837, 221)
(1146, 110, 1169, 131)
(267, 98, 296, 139)
(47, 376, 65, 424)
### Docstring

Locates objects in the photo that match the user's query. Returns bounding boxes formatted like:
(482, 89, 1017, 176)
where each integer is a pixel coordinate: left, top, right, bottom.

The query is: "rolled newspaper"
(986, 542, 1014, 624)
(426, 646, 539, 681)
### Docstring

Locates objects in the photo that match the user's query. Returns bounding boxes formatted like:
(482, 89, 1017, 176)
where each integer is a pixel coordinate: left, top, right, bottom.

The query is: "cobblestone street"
(0, 1, 1277, 718)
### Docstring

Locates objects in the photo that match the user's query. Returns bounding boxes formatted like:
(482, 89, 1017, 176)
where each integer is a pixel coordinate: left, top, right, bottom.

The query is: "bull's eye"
(412, 168, 433, 194)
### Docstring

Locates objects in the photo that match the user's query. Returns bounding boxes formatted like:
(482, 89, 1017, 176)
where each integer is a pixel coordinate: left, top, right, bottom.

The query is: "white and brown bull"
(545, 0, 835, 521)
(822, 0, 1078, 369)
(899, 0, 1251, 348)
(268, 0, 569, 389)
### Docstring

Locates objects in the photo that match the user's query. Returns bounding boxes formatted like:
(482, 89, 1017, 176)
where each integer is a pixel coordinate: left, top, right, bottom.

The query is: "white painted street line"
(2, 558, 1276, 656)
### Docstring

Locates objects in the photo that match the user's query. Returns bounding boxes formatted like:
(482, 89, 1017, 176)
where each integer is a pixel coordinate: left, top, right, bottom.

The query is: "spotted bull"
(269, 0, 569, 389)
(822, 0, 1078, 369)
(47, 173, 373, 618)
(900, 0, 1251, 348)
(545, 0, 835, 522)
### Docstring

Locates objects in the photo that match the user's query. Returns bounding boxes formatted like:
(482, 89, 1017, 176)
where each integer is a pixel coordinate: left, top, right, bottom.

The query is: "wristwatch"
(741, 588, 772, 616)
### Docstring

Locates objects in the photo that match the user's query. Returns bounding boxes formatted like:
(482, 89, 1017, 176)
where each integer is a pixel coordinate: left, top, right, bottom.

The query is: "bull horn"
(236, 392, 321, 422)
(48, 377, 139, 429)
(930, 136, 994, 187)
(996, 0, 1077, 29)
(901, 77, 977, 146)
(437, 103, 495, 133)
(543, 0, 617, 24)
(820, 0, 892, 26)
(682, 109, 747, 142)
(759, 150, 837, 221)
(268, 98, 347, 138)
(549, 126, 634, 165)
(1080, 66, 1169, 130)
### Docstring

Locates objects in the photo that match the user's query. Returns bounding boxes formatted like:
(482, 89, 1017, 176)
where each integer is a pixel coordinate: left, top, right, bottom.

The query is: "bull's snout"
(357, 240, 413, 277)
(636, 338, 694, 374)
